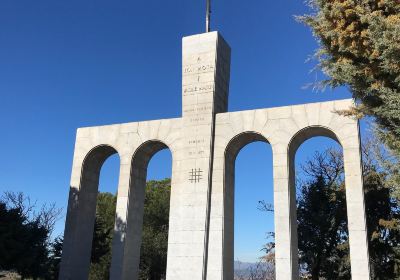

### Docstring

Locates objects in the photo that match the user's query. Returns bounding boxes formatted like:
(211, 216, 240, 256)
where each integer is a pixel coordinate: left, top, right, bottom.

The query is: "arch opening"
(81, 145, 119, 195)
(120, 140, 172, 280)
(74, 145, 120, 279)
(288, 126, 340, 160)
(88, 151, 120, 279)
(224, 132, 275, 279)
(289, 128, 351, 279)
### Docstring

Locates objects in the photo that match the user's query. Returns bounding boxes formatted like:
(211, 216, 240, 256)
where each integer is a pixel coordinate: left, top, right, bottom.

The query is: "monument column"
(274, 143, 299, 280)
(343, 126, 371, 280)
(166, 31, 230, 280)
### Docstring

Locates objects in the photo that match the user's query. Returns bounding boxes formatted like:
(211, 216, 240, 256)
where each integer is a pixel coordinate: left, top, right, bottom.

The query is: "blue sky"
(0, 0, 357, 262)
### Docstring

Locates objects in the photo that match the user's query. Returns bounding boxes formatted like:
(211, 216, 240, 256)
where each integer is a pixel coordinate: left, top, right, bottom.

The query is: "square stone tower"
(166, 32, 231, 279)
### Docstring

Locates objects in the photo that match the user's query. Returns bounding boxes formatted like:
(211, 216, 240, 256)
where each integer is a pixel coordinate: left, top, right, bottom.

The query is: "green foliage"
(298, 0, 400, 199)
(298, 178, 349, 279)
(88, 179, 171, 280)
(0, 192, 62, 280)
(364, 169, 399, 278)
(362, 141, 400, 278)
(139, 179, 171, 280)
(0, 206, 49, 279)
(89, 192, 117, 280)
(47, 237, 63, 280)
(296, 145, 400, 279)
(297, 150, 350, 279)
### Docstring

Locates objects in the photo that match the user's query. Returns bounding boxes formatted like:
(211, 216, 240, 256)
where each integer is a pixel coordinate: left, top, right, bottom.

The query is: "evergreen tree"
(362, 141, 400, 278)
(296, 146, 400, 279)
(89, 192, 117, 280)
(298, 0, 400, 200)
(0, 192, 61, 279)
(139, 179, 171, 280)
(47, 237, 63, 280)
(297, 151, 350, 279)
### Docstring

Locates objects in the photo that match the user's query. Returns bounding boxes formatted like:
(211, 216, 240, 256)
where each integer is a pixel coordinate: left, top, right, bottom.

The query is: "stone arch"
(222, 131, 271, 279)
(81, 144, 119, 193)
(225, 132, 269, 161)
(111, 140, 172, 280)
(288, 125, 341, 156)
(287, 125, 342, 207)
(288, 125, 342, 197)
(287, 125, 349, 278)
(60, 144, 120, 279)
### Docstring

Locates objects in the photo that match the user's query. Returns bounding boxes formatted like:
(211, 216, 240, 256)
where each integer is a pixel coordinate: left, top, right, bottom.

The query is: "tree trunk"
(312, 262, 320, 280)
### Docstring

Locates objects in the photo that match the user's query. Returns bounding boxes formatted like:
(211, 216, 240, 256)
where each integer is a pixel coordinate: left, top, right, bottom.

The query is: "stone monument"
(59, 31, 371, 280)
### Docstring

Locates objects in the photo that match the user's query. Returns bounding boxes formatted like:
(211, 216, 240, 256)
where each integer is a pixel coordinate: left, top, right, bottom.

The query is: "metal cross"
(189, 168, 203, 183)
(206, 0, 211, 32)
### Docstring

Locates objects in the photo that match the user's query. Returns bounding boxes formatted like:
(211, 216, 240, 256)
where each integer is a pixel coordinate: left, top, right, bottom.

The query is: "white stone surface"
(59, 32, 371, 280)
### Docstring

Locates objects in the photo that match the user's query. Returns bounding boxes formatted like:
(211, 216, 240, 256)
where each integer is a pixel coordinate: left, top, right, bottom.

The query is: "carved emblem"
(189, 168, 203, 183)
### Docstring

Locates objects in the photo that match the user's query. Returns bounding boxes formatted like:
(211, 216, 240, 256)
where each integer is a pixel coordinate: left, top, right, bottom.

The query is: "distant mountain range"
(234, 260, 256, 271)
(234, 260, 262, 277)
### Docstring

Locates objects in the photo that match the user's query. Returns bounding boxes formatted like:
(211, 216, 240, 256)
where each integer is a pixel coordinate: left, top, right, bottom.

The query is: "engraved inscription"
(184, 64, 215, 75)
(190, 117, 205, 123)
(183, 84, 213, 95)
(183, 105, 213, 114)
(189, 168, 203, 183)
(188, 138, 206, 145)
(188, 150, 205, 156)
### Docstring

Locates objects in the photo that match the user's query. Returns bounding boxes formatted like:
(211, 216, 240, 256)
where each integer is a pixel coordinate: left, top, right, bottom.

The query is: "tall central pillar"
(166, 32, 231, 280)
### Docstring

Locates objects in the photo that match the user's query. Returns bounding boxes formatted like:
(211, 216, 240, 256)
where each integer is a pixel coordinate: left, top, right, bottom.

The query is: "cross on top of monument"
(206, 0, 211, 32)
